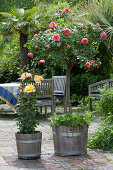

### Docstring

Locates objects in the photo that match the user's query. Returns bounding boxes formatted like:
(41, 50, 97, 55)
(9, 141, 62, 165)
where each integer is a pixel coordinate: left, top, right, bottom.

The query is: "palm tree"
(0, 7, 39, 68)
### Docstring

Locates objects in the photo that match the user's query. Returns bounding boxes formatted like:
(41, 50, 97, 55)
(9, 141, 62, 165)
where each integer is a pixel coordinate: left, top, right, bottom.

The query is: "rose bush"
(27, 7, 107, 112)
(16, 72, 43, 134)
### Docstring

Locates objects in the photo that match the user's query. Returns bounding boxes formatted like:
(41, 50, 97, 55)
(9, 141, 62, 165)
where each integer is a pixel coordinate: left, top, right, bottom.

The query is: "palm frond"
(0, 12, 12, 18)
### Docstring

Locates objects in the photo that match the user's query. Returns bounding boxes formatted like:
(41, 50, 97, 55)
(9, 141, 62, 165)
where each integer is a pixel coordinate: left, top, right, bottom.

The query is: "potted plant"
(50, 111, 91, 156)
(15, 72, 43, 159)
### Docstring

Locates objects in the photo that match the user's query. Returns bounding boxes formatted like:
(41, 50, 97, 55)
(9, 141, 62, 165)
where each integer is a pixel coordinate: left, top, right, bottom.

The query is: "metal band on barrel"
(16, 139, 42, 143)
(18, 153, 40, 157)
(52, 131, 87, 137)
(55, 150, 86, 155)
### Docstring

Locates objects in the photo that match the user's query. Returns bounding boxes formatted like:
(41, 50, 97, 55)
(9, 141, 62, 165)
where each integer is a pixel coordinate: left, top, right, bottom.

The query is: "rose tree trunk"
(66, 63, 72, 114)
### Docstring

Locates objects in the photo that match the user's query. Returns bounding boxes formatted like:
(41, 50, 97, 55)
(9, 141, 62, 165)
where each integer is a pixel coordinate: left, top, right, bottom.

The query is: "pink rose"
(72, 13, 76, 16)
(34, 34, 38, 38)
(40, 60, 45, 63)
(27, 53, 34, 58)
(67, 45, 70, 49)
(63, 28, 71, 36)
(64, 8, 69, 13)
(58, 10, 62, 13)
(96, 23, 100, 27)
(52, 33, 60, 41)
(45, 45, 50, 50)
(95, 64, 98, 67)
(81, 38, 88, 44)
(81, 24, 83, 28)
(49, 22, 56, 29)
(88, 67, 93, 71)
(101, 29, 103, 32)
(46, 29, 50, 33)
(86, 62, 90, 67)
(100, 32, 106, 40)
(35, 45, 38, 49)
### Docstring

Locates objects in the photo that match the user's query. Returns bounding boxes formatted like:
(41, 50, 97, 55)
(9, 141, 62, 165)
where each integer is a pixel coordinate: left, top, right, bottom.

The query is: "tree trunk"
(19, 31, 28, 69)
(66, 63, 72, 114)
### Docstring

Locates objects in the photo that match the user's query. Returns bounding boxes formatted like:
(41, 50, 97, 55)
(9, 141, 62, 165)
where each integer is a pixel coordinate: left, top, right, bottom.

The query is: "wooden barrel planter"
(52, 124, 88, 156)
(15, 131, 42, 159)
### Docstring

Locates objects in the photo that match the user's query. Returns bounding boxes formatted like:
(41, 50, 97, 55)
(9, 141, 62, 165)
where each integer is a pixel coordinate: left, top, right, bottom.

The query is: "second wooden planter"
(52, 124, 88, 156)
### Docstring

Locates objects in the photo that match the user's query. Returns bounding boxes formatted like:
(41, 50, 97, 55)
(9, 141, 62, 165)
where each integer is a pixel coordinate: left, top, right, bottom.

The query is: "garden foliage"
(88, 87, 113, 151)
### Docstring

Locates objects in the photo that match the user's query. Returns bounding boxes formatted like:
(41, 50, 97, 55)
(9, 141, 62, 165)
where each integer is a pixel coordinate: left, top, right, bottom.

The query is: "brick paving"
(0, 105, 113, 169)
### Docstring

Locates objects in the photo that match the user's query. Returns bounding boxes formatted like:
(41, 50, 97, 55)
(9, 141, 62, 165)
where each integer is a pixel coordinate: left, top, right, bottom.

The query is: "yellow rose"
(24, 84, 36, 93)
(34, 75, 43, 83)
(20, 72, 32, 81)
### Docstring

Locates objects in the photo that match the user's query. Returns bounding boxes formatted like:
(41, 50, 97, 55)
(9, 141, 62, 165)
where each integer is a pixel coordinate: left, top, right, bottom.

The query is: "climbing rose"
(45, 45, 50, 50)
(34, 34, 38, 37)
(100, 32, 107, 40)
(64, 8, 69, 13)
(67, 45, 70, 49)
(72, 13, 76, 16)
(40, 60, 45, 63)
(58, 10, 62, 13)
(88, 67, 93, 71)
(63, 28, 71, 36)
(81, 38, 88, 44)
(96, 23, 100, 27)
(52, 33, 60, 41)
(86, 62, 90, 67)
(27, 53, 34, 58)
(49, 22, 56, 29)
(46, 29, 50, 33)
(35, 45, 38, 49)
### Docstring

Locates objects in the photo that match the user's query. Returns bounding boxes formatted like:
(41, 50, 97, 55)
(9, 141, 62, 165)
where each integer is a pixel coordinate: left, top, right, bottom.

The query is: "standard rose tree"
(27, 8, 107, 113)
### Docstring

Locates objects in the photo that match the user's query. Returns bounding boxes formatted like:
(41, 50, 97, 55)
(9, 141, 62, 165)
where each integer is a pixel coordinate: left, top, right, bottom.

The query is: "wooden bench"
(88, 79, 113, 111)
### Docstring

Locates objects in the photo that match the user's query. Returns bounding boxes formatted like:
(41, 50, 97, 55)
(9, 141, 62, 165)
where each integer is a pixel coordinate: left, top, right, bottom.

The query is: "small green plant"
(88, 114, 113, 151)
(50, 111, 92, 127)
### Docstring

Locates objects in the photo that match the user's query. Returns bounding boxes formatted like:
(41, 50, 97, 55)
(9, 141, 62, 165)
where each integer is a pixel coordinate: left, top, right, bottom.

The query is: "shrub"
(88, 114, 113, 151)
(70, 72, 104, 97)
(95, 87, 113, 117)
(0, 36, 20, 83)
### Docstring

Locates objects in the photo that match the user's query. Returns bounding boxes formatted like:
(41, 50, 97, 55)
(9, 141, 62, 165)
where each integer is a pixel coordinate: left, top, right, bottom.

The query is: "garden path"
(0, 104, 113, 170)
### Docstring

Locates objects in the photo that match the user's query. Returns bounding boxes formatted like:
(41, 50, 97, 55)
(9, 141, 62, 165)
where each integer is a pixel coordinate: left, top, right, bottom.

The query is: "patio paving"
(0, 104, 113, 170)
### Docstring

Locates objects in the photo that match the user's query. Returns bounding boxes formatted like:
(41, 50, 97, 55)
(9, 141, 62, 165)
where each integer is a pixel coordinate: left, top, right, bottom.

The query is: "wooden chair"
(89, 79, 113, 111)
(35, 79, 55, 117)
(52, 76, 67, 114)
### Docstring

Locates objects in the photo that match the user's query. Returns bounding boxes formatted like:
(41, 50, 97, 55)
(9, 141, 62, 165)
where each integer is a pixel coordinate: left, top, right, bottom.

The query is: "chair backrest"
(36, 79, 54, 99)
(52, 76, 67, 95)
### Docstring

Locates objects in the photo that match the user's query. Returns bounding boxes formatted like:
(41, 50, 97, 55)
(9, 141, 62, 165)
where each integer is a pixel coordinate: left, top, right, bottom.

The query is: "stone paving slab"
(0, 105, 113, 169)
